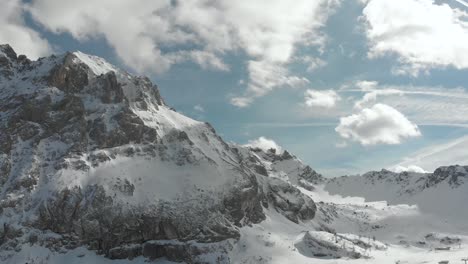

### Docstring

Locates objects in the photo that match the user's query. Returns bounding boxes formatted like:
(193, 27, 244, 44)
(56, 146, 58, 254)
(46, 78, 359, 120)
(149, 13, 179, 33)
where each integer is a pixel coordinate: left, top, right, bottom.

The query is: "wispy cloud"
(337, 81, 468, 125)
(395, 135, 468, 171)
(453, 0, 468, 8)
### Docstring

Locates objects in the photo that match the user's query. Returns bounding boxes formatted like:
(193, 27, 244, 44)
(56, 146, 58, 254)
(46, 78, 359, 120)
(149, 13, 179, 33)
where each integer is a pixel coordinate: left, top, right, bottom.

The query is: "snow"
(73, 51, 117, 76)
(7, 161, 468, 264)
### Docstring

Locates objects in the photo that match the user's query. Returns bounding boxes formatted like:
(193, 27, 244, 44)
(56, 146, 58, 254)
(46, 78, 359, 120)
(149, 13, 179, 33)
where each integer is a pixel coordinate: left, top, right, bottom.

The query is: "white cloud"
(362, 0, 468, 75)
(28, 0, 337, 105)
(0, 0, 51, 59)
(390, 165, 428, 173)
(246, 60, 310, 97)
(230, 97, 254, 108)
(335, 103, 421, 145)
(355, 80, 378, 91)
(194, 104, 205, 112)
(244, 136, 283, 152)
(304, 89, 341, 108)
(354, 88, 404, 109)
(182, 50, 230, 72)
(395, 135, 468, 172)
(231, 60, 310, 107)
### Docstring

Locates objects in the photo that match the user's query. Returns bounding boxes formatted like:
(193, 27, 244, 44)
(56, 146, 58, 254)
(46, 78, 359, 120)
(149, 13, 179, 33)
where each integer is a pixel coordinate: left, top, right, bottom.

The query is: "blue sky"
(2, 0, 468, 176)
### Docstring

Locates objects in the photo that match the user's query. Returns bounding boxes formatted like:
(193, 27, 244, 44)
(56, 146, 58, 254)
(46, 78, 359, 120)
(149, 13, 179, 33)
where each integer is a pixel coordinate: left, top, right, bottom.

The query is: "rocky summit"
(0, 44, 319, 262)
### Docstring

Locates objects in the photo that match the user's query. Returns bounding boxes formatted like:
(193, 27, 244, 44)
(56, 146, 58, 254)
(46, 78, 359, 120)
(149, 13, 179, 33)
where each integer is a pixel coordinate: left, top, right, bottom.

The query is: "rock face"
(0, 44, 318, 262)
(294, 231, 386, 259)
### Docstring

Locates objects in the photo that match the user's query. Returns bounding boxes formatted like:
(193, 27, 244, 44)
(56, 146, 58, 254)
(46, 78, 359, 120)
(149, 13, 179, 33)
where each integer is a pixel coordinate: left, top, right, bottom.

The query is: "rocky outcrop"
(428, 165, 468, 188)
(47, 53, 89, 93)
(294, 231, 386, 259)
(266, 178, 316, 223)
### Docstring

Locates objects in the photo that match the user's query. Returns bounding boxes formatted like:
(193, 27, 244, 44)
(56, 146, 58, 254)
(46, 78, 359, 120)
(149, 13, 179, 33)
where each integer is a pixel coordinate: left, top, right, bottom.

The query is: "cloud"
(28, 0, 337, 105)
(454, 0, 468, 8)
(347, 81, 468, 124)
(335, 103, 421, 145)
(193, 104, 205, 112)
(354, 88, 404, 109)
(0, 0, 51, 59)
(230, 97, 254, 108)
(304, 89, 341, 108)
(362, 0, 468, 75)
(244, 136, 282, 152)
(231, 60, 310, 107)
(354, 80, 378, 91)
(390, 165, 428, 173)
(395, 135, 468, 172)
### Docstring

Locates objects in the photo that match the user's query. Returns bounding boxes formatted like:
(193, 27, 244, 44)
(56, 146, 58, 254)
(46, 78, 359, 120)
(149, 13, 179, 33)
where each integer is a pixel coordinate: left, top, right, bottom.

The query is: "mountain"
(2, 44, 468, 264)
(325, 166, 468, 228)
(0, 44, 320, 262)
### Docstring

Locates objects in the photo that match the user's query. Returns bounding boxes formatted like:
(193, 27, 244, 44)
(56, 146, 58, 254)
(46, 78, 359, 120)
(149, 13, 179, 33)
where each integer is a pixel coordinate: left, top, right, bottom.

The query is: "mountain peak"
(0, 44, 17, 60)
(72, 50, 118, 76)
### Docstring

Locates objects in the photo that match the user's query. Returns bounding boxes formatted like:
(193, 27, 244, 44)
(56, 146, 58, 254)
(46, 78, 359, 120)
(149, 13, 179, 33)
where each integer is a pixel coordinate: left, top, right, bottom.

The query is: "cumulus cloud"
(304, 89, 341, 108)
(0, 0, 51, 59)
(244, 137, 282, 152)
(335, 103, 421, 145)
(27, 0, 337, 106)
(362, 0, 468, 75)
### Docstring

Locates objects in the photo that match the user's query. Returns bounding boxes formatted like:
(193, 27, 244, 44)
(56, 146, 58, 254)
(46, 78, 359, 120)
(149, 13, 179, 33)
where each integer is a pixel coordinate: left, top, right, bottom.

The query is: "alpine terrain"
(1, 44, 468, 264)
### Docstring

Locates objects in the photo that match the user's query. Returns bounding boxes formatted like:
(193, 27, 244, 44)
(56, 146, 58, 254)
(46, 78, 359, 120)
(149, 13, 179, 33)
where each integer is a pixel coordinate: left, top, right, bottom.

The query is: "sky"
(2, 0, 468, 176)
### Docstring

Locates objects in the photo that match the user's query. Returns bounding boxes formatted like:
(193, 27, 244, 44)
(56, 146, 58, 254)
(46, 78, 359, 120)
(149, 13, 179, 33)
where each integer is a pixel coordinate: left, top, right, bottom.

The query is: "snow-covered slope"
(325, 166, 468, 228)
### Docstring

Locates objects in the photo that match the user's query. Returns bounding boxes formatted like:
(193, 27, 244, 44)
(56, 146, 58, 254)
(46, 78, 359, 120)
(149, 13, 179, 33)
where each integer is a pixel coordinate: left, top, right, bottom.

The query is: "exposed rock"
(108, 244, 142, 260)
(97, 72, 125, 104)
(47, 53, 89, 93)
(0, 44, 17, 60)
(299, 166, 325, 185)
(267, 178, 316, 223)
(294, 231, 370, 259)
(430, 165, 468, 187)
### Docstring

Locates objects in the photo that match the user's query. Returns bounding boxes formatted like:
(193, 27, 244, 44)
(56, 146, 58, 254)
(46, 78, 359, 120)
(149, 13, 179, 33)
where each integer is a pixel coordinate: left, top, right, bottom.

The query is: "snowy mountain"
(0, 44, 320, 262)
(325, 166, 468, 226)
(2, 44, 468, 264)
